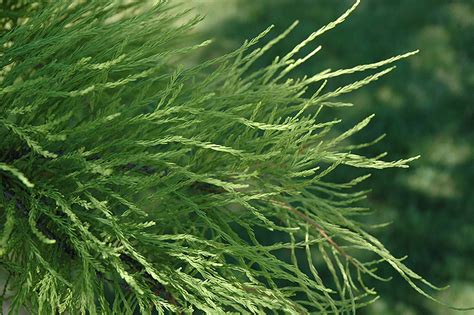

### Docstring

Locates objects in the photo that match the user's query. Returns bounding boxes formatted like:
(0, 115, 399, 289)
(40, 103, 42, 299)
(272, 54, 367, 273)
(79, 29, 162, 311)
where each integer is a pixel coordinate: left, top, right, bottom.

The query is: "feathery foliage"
(0, 0, 464, 313)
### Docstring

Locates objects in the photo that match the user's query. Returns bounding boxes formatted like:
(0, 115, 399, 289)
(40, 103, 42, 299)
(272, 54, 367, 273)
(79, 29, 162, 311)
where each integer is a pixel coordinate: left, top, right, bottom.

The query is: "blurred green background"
(192, 0, 474, 314)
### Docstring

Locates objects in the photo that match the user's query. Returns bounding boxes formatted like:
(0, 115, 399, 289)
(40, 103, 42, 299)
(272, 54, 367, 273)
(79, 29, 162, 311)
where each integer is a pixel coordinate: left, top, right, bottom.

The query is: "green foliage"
(0, 0, 467, 314)
(194, 0, 474, 313)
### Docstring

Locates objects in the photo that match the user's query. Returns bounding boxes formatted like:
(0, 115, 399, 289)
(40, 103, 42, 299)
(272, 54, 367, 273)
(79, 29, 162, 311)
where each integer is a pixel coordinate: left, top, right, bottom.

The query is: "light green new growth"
(0, 0, 467, 314)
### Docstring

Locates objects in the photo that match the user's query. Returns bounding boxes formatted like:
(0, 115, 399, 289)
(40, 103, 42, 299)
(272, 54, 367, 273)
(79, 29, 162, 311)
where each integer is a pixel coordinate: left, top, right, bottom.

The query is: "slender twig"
(270, 199, 357, 265)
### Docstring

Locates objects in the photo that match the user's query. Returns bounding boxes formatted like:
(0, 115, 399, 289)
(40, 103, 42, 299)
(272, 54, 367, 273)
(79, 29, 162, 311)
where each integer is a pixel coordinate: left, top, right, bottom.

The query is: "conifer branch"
(1, 0, 471, 314)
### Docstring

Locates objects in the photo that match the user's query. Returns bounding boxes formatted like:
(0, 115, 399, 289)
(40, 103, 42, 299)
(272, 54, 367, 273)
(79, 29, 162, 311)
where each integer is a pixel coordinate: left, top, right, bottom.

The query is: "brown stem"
(270, 199, 357, 265)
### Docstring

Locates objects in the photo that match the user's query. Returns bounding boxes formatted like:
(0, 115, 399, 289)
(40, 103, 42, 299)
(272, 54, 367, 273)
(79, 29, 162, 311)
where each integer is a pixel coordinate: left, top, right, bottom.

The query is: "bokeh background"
(191, 0, 474, 314)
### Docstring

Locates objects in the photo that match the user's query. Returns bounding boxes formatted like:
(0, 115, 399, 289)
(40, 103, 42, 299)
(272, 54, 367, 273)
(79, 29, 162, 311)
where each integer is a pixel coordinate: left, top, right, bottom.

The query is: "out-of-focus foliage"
(195, 0, 474, 313)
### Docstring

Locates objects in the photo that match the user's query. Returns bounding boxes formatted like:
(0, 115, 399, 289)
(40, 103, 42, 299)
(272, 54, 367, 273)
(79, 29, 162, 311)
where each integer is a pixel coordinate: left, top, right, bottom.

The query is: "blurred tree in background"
(194, 0, 474, 313)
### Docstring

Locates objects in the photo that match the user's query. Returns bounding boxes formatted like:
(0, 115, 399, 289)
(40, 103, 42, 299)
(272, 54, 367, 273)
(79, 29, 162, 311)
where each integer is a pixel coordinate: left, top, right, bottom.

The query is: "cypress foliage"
(0, 0, 465, 313)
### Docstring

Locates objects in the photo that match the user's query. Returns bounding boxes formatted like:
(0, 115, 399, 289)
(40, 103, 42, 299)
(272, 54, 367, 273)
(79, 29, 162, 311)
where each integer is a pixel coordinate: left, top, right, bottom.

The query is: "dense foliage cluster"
(0, 0, 462, 314)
